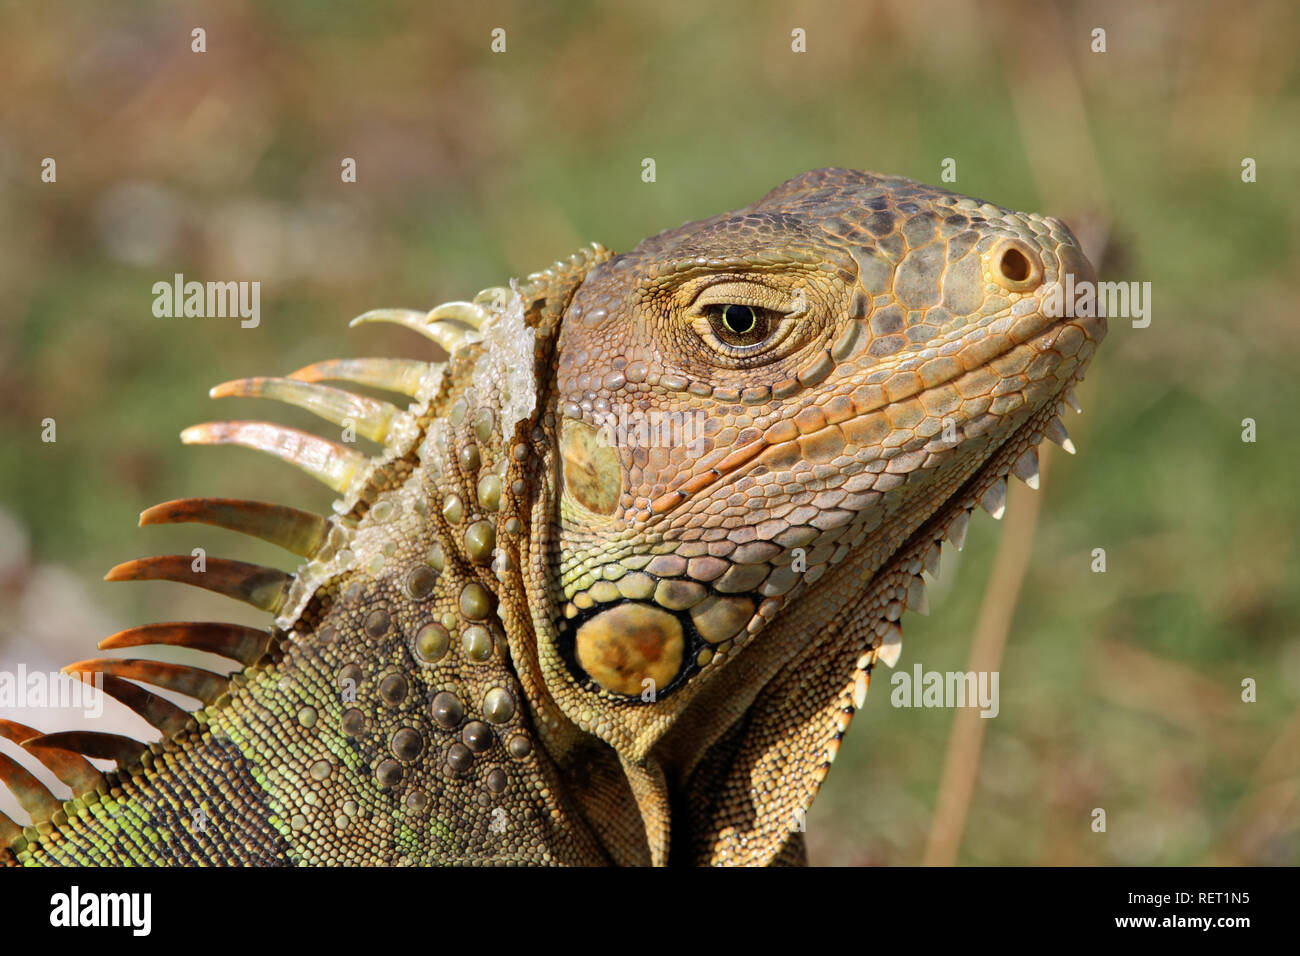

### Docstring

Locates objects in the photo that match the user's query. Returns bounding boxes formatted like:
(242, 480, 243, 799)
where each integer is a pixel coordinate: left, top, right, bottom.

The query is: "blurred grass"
(0, 0, 1297, 864)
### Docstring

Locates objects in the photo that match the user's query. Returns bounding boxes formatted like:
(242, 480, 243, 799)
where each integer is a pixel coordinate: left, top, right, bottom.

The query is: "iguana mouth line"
(645, 309, 1095, 526)
(892, 299, 1106, 558)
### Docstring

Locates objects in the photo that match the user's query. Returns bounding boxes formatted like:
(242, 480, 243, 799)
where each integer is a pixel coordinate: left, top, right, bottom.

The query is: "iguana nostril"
(1000, 247, 1031, 282)
(989, 239, 1042, 291)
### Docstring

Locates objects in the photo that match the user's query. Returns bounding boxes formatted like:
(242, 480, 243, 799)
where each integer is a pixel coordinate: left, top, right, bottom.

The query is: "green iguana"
(1, 168, 1105, 866)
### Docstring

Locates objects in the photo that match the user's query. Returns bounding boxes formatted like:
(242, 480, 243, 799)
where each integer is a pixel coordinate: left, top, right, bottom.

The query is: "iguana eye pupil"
(710, 303, 771, 346)
(722, 304, 755, 334)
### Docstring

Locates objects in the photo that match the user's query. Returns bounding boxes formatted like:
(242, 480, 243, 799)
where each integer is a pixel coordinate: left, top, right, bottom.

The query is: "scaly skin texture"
(1, 169, 1104, 866)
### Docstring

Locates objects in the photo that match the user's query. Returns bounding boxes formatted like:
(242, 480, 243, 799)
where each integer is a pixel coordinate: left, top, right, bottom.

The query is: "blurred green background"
(1, 0, 1297, 865)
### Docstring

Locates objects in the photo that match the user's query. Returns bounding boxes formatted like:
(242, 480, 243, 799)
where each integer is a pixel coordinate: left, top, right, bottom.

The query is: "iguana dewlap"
(1, 169, 1105, 866)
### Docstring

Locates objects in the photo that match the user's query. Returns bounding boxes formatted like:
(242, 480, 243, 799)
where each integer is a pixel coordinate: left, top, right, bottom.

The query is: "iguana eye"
(706, 303, 778, 347)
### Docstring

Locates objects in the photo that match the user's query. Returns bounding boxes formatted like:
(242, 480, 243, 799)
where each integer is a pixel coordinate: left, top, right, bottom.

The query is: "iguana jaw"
(660, 367, 1099, 865)
(655, 304, 1103, 757)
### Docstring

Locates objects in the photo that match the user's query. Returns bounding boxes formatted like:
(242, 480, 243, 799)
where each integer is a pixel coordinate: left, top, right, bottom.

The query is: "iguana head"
(530, 168, 1105, 861)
